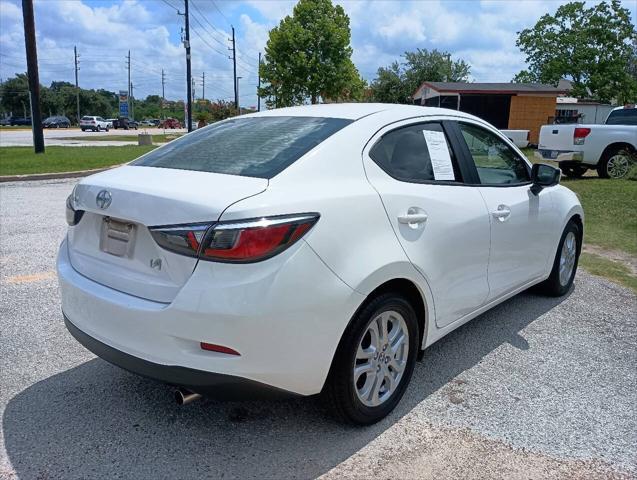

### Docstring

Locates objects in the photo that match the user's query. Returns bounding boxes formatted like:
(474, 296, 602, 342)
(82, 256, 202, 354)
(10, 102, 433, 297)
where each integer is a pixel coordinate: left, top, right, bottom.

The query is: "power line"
(190, 0, 228, 44)
(209, 0, 231, 25)
(190, 24, 229, 59)
(160, 0, 179, 11)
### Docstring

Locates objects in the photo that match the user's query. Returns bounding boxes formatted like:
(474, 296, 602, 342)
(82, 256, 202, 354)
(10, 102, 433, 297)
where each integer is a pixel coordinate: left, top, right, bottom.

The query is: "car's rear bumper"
(535, 149, 584, 163)
(64, 314, 295, 399)
(57, 237, 363, 396)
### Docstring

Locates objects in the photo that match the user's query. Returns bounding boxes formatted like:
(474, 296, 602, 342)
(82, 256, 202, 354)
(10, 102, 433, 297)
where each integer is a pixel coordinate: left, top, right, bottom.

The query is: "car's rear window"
(132, 116, 352, 179)
(605, 108, 637, 125)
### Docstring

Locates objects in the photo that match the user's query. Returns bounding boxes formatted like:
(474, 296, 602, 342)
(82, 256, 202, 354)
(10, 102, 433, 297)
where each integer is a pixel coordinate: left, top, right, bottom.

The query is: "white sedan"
(58, 104, 583, 425)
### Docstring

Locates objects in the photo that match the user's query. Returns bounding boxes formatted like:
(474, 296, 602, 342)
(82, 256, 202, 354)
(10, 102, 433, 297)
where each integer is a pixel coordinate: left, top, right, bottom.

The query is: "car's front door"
(363, 120, 491, 328)
(455, 121, 560, 300)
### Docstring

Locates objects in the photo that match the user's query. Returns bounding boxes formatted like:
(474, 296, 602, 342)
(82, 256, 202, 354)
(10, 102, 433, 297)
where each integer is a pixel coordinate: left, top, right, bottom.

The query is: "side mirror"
(530, 163, 560, 195)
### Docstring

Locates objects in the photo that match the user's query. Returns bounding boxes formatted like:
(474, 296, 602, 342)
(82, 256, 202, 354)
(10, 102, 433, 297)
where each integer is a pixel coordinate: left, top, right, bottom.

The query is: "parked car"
(501, 129, 530, 149)
(0, 117, 10, 126)
(59, 104, 583, 425)
(159, 118, 181, 129)
(141, 119, 159, 127)
(43, 115, 71, 128)
(536, 105, 637, 178)
(9, 116, 31, 126)
(80, 116, 110, 132)
(111, 117, 139, 130)
(105, 118, 117, 128)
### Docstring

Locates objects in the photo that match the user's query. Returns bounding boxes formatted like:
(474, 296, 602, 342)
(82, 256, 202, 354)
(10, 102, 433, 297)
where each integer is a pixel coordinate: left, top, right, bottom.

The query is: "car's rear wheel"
(538, 220, 581, 296)
(322, 292, 418, 425)
(597, 147, 634, 179)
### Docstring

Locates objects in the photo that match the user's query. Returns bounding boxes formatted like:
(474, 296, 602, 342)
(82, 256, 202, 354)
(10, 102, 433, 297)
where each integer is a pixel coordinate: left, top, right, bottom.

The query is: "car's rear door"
(454, 120, 560, 300)
(363, 119, 491, 328)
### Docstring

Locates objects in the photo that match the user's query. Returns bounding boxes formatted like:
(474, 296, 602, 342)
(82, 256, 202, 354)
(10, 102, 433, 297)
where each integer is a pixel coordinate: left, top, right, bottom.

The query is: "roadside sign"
(119, 90, 129, 117)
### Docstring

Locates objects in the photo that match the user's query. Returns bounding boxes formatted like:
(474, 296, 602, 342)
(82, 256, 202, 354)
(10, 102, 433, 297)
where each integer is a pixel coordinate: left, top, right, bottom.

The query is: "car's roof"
(250, 103, 478, 121)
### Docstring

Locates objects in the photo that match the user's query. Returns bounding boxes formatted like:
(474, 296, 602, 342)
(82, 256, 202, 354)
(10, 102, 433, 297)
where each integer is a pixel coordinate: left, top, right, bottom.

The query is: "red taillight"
(202, 214, 319, 263)
(574, 127, 591, 138)
(200, 342, 240, 356)
(573, 127, 591, 145)
(149, 213, 319, 263)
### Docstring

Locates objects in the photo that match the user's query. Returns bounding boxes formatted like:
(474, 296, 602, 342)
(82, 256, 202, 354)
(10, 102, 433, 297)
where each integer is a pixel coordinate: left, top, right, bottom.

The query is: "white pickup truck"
(535, 105, 637, 178)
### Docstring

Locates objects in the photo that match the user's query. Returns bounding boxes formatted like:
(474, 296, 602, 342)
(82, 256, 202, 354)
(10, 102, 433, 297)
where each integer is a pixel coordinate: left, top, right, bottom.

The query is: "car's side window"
(458, 122, 530, 185)
(369, 123, 461, 183)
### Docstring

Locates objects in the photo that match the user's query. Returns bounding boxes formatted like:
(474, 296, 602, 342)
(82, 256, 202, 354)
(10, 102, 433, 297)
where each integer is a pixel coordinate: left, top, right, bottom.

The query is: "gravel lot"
(1, 178, 636, 479)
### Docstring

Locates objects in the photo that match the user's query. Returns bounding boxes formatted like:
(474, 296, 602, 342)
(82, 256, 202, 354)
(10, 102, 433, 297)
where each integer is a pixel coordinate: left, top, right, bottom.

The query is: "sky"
(0, 0, 636, 111)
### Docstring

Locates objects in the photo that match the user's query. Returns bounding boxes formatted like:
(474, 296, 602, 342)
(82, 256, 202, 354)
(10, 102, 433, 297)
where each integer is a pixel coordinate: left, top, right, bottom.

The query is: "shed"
(412, 82, 568, 144)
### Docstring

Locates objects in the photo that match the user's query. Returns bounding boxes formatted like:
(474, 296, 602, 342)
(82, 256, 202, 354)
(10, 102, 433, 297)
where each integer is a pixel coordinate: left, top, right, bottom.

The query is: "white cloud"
(1, 0, 635, 108)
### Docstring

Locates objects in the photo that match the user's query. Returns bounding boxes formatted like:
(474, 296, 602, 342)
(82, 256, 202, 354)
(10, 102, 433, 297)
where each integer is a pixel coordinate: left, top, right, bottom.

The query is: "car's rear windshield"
(605, 108, 637, 125)
(132, 116, 352, 179)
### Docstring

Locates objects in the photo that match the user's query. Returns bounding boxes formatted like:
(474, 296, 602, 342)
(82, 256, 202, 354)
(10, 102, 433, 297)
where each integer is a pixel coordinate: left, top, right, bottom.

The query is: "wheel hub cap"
(559, 231, 577, 286)
(607, 154, 631, 179)
(353, 310, 409, 407)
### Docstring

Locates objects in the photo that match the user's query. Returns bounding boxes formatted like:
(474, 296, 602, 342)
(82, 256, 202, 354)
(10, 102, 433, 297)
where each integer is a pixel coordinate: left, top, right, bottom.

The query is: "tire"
(81, 128, 86, 132)
(597, 147, 634, 179)
(105, 127, 109, 132)
(322, 292, 419, 425)
(538, 220, 581, 296)
(560, 165, 587, 178)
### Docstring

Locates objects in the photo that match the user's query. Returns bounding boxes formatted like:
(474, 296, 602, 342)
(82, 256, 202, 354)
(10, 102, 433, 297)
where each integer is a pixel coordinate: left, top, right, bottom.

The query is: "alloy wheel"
(353, 310, 409, 407)
(559, 231, 577, 286)
(607, 152, 631, 179)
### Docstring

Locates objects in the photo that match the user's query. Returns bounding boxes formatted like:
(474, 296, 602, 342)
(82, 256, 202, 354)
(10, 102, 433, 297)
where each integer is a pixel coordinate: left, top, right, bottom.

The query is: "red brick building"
(412, 82, 568, 144)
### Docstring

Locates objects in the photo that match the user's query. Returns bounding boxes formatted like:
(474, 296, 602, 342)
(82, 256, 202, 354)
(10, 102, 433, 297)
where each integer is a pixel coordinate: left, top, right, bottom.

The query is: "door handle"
(491, 205, 511, 222)
(398, 211, 428, 225)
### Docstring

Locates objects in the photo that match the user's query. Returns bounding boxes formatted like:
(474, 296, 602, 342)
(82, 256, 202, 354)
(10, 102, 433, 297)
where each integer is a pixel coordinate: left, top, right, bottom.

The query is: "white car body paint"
(58, 103, 584, 397)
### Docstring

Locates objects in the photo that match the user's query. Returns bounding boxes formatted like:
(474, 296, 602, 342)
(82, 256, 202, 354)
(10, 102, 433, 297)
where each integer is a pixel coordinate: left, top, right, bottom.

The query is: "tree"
(0, 74, 30, 117)
(258, 0, 362, 107)
(514, 0, 637, 103)
(370, 49, 471, 104)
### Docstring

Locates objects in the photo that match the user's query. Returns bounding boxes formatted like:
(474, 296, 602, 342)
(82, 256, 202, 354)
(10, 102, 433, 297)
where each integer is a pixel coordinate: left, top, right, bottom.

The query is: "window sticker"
(422, 130, 455, 181)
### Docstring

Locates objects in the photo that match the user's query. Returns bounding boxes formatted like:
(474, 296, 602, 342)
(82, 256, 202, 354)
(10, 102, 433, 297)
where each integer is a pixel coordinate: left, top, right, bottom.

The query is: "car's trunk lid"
(67, 165, 268, 303)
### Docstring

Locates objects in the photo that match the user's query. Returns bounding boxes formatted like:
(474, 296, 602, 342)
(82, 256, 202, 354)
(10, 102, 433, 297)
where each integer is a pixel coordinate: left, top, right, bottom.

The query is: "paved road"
(0, 127, 186, 147)
(1, 178, 636, 479)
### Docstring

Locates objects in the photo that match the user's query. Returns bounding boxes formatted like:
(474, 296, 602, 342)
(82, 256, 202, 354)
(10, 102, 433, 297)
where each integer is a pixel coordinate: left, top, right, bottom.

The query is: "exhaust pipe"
(174, 387, 202, 406)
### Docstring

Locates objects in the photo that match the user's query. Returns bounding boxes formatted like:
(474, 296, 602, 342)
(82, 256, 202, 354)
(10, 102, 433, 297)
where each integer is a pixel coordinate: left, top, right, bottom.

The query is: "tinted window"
(458, 123, 530, 185)
(605, 108, 637, 125)
(369, 123, 460, 183)
(133, 116, 352, 179)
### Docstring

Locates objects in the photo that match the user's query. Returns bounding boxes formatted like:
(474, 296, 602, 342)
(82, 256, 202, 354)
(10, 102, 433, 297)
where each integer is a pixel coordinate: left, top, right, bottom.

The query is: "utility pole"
(126, 50, 131, 118)
(161, 69, 166, 120)
(236, 76, 242, 114)
(257, 52, 261, 112)
(201, 72, 205, 102)
(229, 26, 237, 110)
(161, 69, 166, 101)
(74, 45, 80, 124)
(183, 0, 193, 132)
(22, 0, 44, 153)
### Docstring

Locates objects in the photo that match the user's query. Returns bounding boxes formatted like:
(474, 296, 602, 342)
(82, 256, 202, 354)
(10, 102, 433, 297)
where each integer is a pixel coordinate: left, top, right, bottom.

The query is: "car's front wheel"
(322, 293, 418, 425)
(538, 220, 581, 296)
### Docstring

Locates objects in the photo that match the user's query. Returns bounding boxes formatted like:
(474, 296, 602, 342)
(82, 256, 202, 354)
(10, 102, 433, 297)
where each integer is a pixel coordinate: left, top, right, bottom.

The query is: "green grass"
(579, 253, 637, 293)
(63, 134, 181, 143)
(0, 145, 157, 175)
(562, 178, 637, 256)
(524, 147, 637, 290)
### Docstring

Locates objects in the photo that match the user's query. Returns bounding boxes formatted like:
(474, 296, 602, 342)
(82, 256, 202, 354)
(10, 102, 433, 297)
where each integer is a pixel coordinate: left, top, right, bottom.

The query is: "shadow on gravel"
(3, 290, 569, 479)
